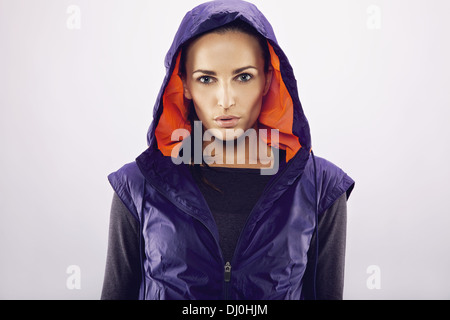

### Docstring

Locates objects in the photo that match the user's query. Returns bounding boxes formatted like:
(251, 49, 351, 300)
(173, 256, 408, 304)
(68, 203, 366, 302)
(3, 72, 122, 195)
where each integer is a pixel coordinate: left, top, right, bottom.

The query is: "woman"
(101, 0, 355, 300)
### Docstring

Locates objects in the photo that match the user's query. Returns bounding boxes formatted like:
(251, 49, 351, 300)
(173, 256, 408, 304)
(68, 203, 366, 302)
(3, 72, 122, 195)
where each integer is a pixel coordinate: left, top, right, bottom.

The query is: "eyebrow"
(192, 66, 258, 76)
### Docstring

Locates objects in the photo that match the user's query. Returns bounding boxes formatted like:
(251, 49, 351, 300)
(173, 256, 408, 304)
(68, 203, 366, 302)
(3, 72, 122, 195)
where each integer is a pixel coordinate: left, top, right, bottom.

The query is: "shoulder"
(302, 154, 355, 215)
(108, 162, 144, 186)
(107, 162, 146, 221)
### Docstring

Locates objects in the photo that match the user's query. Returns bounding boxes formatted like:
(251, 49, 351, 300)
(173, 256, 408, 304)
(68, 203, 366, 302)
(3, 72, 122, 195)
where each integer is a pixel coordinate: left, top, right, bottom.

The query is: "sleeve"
(302, 192, 348, 300)
(101, 192, 141, 300)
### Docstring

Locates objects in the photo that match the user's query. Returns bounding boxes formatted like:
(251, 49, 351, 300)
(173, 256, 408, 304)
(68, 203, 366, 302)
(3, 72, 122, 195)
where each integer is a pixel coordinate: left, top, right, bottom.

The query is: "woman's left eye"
(237, 73, 252, 82)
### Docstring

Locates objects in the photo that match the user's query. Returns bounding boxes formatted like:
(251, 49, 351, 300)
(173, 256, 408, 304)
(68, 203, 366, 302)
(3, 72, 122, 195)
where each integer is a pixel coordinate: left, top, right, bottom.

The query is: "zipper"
(224, 262, 232, 282)
(224, 261, 232, 299)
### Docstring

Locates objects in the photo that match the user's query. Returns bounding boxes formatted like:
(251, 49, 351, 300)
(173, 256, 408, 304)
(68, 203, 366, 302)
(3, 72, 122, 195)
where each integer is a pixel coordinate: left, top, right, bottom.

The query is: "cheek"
(188, 87, 214, 120)
(236, 85, 264, 119)
(192, 97, 215, 128)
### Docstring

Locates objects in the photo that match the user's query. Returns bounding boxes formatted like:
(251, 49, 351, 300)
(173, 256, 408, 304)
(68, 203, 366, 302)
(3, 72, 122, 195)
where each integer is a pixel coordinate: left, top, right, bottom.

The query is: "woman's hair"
(179, 19, 272, 192)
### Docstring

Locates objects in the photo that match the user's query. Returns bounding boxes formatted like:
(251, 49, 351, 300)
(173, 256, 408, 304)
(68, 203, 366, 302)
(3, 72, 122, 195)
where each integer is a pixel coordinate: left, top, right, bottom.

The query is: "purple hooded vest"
(108, 0, 355, 300)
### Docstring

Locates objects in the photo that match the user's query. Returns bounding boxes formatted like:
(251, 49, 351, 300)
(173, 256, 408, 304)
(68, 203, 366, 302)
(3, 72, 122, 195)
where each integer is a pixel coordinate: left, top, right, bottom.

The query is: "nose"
(217, 83, 235, 109)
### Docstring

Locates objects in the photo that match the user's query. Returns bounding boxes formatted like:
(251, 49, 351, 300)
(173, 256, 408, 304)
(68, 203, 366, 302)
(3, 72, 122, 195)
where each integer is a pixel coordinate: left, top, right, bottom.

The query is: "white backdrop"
(1, 0, 449, 300)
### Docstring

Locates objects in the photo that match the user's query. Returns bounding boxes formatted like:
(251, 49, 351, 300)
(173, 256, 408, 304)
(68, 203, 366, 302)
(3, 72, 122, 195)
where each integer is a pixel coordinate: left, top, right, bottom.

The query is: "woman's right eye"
(199, 76, 214, 84)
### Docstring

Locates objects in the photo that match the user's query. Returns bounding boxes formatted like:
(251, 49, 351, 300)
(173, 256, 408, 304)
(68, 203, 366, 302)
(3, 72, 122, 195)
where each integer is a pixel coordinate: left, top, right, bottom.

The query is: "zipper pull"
(224, 262, 232, 282)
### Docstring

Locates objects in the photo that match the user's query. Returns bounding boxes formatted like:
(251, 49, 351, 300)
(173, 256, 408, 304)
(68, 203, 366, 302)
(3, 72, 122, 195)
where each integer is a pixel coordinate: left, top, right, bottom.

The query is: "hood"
(147, 0, 311, 163)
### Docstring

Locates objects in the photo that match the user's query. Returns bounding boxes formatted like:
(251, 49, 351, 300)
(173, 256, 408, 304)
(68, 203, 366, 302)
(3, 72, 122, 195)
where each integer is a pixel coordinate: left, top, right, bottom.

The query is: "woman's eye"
(237, 73, 252, 82)
(199, 76, 214, 84)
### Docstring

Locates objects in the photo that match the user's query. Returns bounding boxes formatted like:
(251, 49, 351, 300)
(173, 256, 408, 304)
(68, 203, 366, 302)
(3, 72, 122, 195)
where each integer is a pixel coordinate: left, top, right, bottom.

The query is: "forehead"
(185, 31, 263, 70)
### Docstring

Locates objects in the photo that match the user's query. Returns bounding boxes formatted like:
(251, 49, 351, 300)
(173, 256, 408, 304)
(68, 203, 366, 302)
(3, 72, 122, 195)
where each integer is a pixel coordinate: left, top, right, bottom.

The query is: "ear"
(263, 66, 273, 96)
(181, 77, 193, 100)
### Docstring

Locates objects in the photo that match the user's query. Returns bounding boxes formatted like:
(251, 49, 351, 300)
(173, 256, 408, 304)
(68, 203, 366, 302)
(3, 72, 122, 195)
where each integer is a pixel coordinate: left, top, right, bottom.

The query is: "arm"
(302, 192, 348, 300)
(101, 192, 141, 300)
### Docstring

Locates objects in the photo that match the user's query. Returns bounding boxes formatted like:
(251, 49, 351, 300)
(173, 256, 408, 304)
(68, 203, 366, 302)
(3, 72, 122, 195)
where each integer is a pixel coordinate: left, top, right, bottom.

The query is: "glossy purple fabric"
(108, 0, 355, 300)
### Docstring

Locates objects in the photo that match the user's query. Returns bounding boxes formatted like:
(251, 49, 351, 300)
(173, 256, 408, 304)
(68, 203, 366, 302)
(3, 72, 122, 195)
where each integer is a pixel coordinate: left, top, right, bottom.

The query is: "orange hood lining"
(154, 41, 301, 163)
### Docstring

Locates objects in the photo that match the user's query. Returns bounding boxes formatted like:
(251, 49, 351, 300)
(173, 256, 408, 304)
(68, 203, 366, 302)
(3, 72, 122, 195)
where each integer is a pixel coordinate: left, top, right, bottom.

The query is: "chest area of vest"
(140, 180, 316, 299)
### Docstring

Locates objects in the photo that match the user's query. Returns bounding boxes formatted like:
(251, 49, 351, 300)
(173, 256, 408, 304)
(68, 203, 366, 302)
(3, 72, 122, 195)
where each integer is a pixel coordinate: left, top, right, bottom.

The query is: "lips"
(214, 115, 240, 128)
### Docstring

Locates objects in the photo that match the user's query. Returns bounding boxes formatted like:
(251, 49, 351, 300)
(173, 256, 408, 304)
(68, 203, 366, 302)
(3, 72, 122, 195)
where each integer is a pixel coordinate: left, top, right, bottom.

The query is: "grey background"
(1, 0, 449, 299)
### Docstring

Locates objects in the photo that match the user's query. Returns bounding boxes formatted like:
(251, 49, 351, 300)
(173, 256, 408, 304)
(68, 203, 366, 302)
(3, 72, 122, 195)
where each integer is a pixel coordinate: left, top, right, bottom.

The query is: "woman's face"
(182, 31, 272, 140)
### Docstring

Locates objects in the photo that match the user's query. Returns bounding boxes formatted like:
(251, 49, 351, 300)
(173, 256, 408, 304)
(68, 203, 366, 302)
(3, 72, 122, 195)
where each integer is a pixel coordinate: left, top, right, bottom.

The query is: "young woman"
(101, 0, 355, 300)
